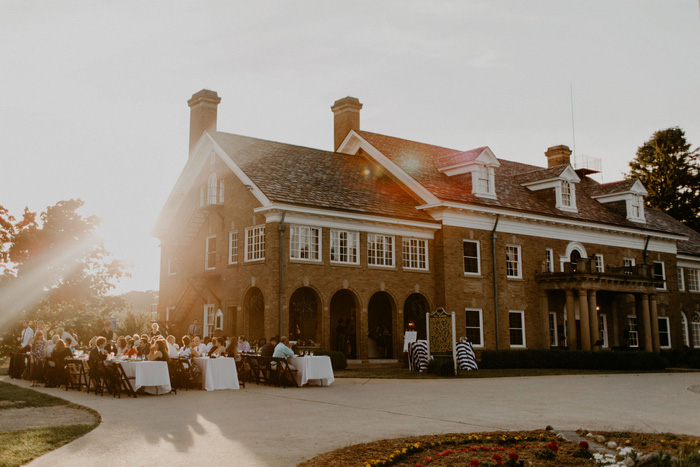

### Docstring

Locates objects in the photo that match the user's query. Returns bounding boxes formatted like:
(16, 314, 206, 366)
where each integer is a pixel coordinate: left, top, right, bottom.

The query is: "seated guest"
(51, 339, 72, 368)
(203, 336, 213, 353)
(45, 334, 60, 358)
(87, 336, 98, 353)
(260, 337, 277, 357)
(30, 331, 46, 387)
(272, 336, 297, 373)
(166, 335, 180, 359)
(148, 339, 170, 362)
(253, 338, 266, 353)
(179, 336, 193, 358)
(225, 339, 239, 358)
(192, 336, 207, 357)
(208, 337, 226, 357)
(237, 335, 251, 353)
(124, 338, 137, 357)
(115, 337, 128, 357)
(88, 336, 109, 381)
(136, 338, 150, 358)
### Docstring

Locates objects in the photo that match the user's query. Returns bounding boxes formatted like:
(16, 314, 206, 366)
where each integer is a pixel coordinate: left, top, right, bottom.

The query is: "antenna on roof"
(570, 83, 576, 158)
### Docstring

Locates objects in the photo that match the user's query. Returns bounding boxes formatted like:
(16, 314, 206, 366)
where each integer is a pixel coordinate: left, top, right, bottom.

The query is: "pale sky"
(2, 1, 699, 295)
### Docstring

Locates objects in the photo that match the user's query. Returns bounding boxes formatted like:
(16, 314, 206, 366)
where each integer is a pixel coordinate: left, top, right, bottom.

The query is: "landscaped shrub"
(661, 349, 700, 369)
(426, 357, 456, 376)
(479, 349, 668, 370)
(311, 349, 348, 370)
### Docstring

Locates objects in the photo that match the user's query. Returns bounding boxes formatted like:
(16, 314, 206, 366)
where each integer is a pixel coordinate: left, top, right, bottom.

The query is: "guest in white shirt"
(45, 334, 59, 358)
(192, 336, 207, 356)
(19, 321, 34, 351)
(55, 327, 77, 349)
(179, 336, 193, 358)
(203, 336, 213, 354)
(237, 335, 251, 353)
(166, 335, 180, 359)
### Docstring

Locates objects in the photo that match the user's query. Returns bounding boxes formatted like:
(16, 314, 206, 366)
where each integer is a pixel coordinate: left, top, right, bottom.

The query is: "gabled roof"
(209, 132, 435, 223)
(514, 164, 577, 185)
(587, 178, 648, 198)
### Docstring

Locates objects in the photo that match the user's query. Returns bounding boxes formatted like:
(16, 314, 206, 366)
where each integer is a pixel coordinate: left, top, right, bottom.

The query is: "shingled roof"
(586, 179, 639, 197)
(209, 131, 435, 223)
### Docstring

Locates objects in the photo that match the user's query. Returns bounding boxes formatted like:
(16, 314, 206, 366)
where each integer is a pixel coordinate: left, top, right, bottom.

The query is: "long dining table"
(288, 355, 334, 387)
(117, 360, 171, 395)
(193, 356, 239, 390)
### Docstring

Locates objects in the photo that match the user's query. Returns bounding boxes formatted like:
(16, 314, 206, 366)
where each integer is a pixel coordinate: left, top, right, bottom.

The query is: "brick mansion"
(153, 89, 700, 361)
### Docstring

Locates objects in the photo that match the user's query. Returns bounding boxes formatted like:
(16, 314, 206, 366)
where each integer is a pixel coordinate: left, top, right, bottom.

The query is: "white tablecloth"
(118, 360, 171, 395)
(193, 357, 239, 391)
(289, 356, 334, 387)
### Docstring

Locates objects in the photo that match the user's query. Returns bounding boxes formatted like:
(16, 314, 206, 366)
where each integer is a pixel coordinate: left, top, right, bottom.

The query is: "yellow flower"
(625, 439, 631, 445)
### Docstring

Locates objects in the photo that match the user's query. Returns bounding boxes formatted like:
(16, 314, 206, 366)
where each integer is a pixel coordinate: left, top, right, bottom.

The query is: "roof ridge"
(212, 130, 357, 157)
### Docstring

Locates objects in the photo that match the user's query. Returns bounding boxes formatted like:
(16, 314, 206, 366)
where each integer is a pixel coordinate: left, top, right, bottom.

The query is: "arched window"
(681, 311, 689, 347)
(692, 312, 700, 349)
(215, 309, 224, 331)
(207, 174, 218, 205)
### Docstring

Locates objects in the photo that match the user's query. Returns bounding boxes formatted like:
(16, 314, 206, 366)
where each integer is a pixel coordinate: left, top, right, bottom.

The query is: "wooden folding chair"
(113, 362, 137, 398)
(273, 357, 299, 388)
(65, 360, 84, 391)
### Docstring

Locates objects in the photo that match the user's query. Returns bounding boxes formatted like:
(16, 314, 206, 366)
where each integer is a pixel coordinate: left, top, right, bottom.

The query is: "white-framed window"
(688, 269, 700, 292)
(545, 249, 554, 273)
(245, 225, 266, 262)
(682, 311, 690, 347)
(627, 194, 645, 222)
(463, 240, 481, 275)
(561, 181, 572, 207)
(464, 308, 483, 347)
(206, 173, 224, 205)
(228, 231, 238, 264)
(165, 306, 174, 322)
(330, 230, 359, 265)
(205, 235, 216, 270)
(599, 314, 608, 348)
(367, 234, 394, 267)
(692, 313, 700, 348)
(167, 257, 176, 275)
(593, 254, 604, 273)
(402, 238, 428, 270)
(215, 309, 224, 331)
(203, 304, 215, 338)
(506, 245, 522, 278)
(678, 268, 685, 291)
(472, 166, 496, 198)
(508, 310, 526, 348)
(549, 312, 558, 347)
(623, 257, 635, 275)
(290, 226, 321, 262)
(627, 315, 639, 348)
(658, 317, 671, 349)
(653, 261, 666, 290)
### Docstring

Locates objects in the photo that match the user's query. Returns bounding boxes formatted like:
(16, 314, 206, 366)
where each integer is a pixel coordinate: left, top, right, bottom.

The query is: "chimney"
(544, 145, 572, 168)
(331, 96, 362, 151)
(188, 89, 221, 156)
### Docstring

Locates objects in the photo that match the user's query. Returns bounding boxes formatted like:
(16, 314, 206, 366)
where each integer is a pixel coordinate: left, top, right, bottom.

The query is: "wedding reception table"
(193, 357, 239, 390)
(118, 360, 171, 395)
(289, 355, 334, 387)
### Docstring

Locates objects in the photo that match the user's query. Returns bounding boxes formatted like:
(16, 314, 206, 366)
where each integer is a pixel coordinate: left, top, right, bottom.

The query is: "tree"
(0, 200, 129, 355)
(628, 127, 700, 231)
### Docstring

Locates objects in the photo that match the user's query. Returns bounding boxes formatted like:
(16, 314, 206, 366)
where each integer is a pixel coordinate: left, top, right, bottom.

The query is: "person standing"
(10, 321, 34, 379)
(19, 321, 34, 351)
(188, 319, 202, 337)
(30, 331, 46, 387)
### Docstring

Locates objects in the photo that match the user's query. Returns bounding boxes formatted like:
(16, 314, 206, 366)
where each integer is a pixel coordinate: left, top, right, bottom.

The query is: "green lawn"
(0, 357, 8, 376)
(0, 381, 100, 467)
(335, 367, 679, 379)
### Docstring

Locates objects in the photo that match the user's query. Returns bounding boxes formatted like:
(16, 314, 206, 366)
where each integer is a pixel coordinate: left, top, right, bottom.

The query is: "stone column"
(359, 307, 369, 362)
(578, 289, 591, 351)
(540, 292, 550, 348)
(395, 308, 404, 360)
(565, 290, 577, 350)
(321, 305, 330, 349)
(611, 298, 620, 347)
(650, 295, 660, 353)
(588, 290, 600, 349)
(640, 294, 653, 352)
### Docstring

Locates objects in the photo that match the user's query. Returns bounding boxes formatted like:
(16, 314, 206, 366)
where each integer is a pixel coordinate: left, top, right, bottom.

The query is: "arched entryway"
(368, 291, 396, 359)
(289, 287, 321, 343)
(403, 293, 429, 340)
(329, 289, 359, 358)
(244, 287, 265, 341)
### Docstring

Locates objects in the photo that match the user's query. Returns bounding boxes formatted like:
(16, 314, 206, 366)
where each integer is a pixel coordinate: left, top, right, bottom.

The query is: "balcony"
(535, 258, 662, 292)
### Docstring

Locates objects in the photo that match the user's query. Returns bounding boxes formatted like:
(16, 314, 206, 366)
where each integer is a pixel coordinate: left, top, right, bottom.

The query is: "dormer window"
(589, 179, 647, 223)
(561, 181, 572, 207)
(627, 194, 645, 222)
(518, 165, 580, 213)
(435, 146, 500, 200)
(476, 166, 495, 197)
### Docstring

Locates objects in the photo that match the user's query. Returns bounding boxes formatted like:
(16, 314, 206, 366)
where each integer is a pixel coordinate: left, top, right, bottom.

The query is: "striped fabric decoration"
(408, 340, 428, 371)
(456, 341, 478, 371)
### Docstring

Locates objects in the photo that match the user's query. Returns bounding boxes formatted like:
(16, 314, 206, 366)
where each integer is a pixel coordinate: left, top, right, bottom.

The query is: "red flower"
(509, 452, 519, 461)
(579, 441, 589, 450)
(425, 457, 433, 462)
(469, 461, 480, 466)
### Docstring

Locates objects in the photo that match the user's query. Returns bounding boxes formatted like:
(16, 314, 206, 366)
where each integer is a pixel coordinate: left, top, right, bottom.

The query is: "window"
(658, 317, 671, 349)
(653, 261, 666, 290)
(509, 311, 525, 347)
(623, 257, 635, 275)
(228, 231, 238, 264)
(628, 194, 645, 221)
(290, 226, 321, 261)
(330, 230, 359, 264)
(245, 225, 265, 262)
(367, 234, 394, 267)
(205, 236, 216, 270)
(549, 312, 558, 347)
(464, 308, 483, 347)
(678, 268, 685, 291)
(473, 166, 496, 198)
(627, 315, 639, 348)
(593, 254, 604, 273)
(165, 306, 174, 322)
(167, 257, 176, 275)
(463, 240, 481, 275)
(688, 269, 700, 292)
(203, 304, 215, 338)
(599, 314, 608, 348)
(206, 174, 224, 205)
(506, 245, 522, 278)
(545, 249, 554, 273)
(215, 309, 224, 331)
(682, 312, 690, 347)
(693, 313, 700, 348)
(561, 181, 572, 207)
(402, 238, 428, 270)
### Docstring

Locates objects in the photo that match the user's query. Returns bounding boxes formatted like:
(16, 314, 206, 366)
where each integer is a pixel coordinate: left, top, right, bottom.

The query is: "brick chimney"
(188, 89, 221, 156)
(544, 145, 572, 168)
(331, 96, 362, 151)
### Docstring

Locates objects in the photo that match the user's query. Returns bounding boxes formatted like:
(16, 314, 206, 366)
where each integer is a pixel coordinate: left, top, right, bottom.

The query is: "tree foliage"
(628, 127, 700, 231)
(0, 200, 129, 355)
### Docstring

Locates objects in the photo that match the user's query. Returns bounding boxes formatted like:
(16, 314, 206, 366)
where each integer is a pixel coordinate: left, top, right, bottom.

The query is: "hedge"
(661, 349, 700, 369)
(479, 349, 668, 371)
(309, 349, 348, 370)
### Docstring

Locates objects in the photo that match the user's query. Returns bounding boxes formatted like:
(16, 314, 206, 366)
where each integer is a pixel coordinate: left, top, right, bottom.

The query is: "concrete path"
(2, 373, 699, 467)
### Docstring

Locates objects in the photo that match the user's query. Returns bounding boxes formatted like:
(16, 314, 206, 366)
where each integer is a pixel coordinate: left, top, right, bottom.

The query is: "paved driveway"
(3, 373, 699, 467)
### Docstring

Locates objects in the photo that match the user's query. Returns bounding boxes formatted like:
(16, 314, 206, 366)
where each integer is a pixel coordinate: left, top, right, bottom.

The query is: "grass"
(335, 367, 679, 379)
(0, 381, 100, 467)
(0, 357, 8, 376)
